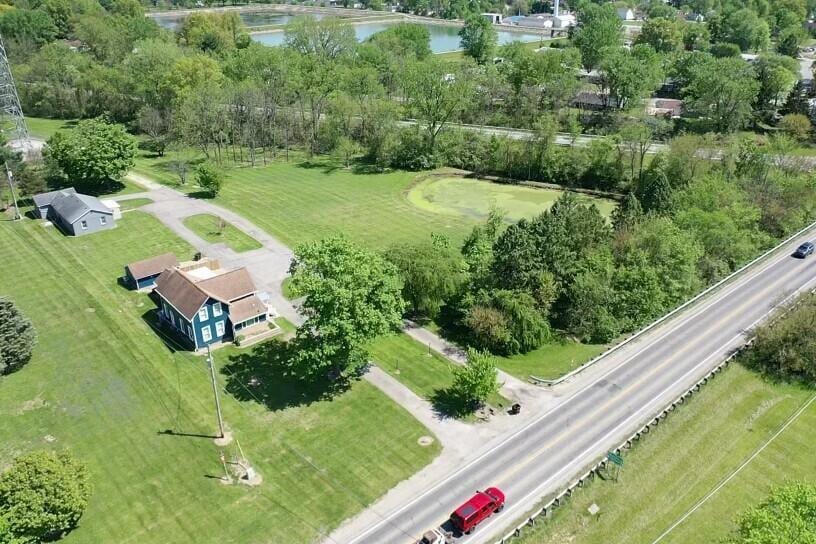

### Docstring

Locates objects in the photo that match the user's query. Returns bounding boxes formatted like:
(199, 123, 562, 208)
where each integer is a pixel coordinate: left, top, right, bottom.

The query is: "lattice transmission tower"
(0, 35, 30, 220)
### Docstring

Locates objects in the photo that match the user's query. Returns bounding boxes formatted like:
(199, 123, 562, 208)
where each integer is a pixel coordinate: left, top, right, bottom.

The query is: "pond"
(253, 20, 546, 52)
(150, 10, 327, 30)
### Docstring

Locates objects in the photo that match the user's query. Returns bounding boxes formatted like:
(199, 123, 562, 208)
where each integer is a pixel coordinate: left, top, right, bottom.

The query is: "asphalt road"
(345, 228, 816, 544)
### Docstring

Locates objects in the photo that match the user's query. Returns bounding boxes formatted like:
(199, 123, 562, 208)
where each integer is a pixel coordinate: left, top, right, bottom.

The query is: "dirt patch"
(17, 395, 48, 415)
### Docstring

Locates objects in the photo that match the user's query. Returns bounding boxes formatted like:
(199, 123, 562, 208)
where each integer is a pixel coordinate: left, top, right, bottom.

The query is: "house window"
(100, 216, 107, 225)
(212, 302, 222, 317)
(80, 220, 88, 230)
(198, 306, 209, 321)
(188, 323, 193, 339)
(215, 321, 225, 337)
(202, 326, 212, 343)
(169, 313, 175, 327)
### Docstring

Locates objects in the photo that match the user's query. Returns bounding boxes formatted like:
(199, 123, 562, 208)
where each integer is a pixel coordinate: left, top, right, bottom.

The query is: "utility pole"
(206, 345, 225, 440)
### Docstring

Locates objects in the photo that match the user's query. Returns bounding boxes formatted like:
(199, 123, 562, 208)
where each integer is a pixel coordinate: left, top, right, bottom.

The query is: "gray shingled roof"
(32, 187, 76, 208)
(50, 192, 112, 225)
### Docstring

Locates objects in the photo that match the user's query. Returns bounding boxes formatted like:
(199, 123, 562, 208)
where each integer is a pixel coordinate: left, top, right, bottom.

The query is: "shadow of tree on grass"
(221, 339, 351, 412)
(430, 388, 481, 420)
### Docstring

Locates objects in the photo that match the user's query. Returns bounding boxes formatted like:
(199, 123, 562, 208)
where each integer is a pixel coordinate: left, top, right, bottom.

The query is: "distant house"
(617, 6, 635, 20)
(572, 90, 620, 110)
(154, 261, 272, 350)
(646, 98, 683, 119)
(124, 252, 179, 290)
(32, 187, 115, 236)
(483, 12, 503, 24)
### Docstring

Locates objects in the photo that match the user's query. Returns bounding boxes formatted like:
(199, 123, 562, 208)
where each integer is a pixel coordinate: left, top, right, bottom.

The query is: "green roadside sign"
(607, 451, 624, 466)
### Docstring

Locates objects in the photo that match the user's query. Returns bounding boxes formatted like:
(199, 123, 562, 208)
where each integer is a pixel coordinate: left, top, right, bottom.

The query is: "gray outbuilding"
(32, 187, 116, 236)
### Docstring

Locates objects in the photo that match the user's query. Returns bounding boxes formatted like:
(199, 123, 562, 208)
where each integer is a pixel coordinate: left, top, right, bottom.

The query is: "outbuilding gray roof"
(32, 187, 76, 208)
(50, 192, 112, 224)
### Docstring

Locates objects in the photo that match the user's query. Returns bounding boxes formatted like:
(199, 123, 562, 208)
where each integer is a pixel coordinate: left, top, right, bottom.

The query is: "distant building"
(32, 187, 115, 236)
(154, 260, 273, 350)
(483, 12, 503, 24)
(646, 98, 684, 119)
(617, 7, 635, 20)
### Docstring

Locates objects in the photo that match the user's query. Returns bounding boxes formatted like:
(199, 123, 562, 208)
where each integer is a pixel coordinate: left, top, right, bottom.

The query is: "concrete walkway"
(123, 173, 525, 439)
(124, 173, 300, 325)
(403, 320, 551, 411)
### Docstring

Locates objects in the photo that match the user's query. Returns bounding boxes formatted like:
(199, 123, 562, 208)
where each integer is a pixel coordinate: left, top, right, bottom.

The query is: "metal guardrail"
(529, 217, 816, 387)
(494, 282, 816, 544)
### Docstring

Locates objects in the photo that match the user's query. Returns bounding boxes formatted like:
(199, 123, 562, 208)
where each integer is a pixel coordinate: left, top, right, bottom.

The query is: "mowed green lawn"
(496, 340, 608, 381)
(182, 213, 262, 253)
(0, 212, 439, 543)
(408, 177, 617, 221)
(371, 333, 510, 413)
(513, 364, 816, 544)
(136, 153, 615, 250)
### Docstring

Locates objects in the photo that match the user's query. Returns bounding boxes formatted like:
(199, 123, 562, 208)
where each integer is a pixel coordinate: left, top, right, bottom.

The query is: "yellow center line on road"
(491, 260, 809, 489)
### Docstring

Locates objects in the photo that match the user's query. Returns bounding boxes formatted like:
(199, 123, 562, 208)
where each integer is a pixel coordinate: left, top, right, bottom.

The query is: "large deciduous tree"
(572, 3, 623, 71)
(635, 17, 683, 53)
(459, 15, 498, 65)
(599, 45, 664, 110)
(0, 297, 36, 376)
(685, 56, 760, 132)
(731, 482, 816, 543)
(289, 236, 405, 377)
(45, 118, 136, 194)
(0, 450, 91, 543)
(385, 236, 465, 319)
(401, 59, 473, 153)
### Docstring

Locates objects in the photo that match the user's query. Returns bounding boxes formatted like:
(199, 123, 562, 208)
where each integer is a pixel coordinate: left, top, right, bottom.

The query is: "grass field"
(371, 333, 510, 416)
(496, 340, 608, 381)
(407, 177, 616, 221)
(182, 213, 262, 253)
(513, 364, 816, 544)
(26, 117, 77, 139)
(0, 212, 439, 543)
(135, 154, 616, 250)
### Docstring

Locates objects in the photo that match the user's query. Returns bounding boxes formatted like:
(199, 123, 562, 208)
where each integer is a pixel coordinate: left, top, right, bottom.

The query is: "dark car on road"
(793, 242, 815, 258)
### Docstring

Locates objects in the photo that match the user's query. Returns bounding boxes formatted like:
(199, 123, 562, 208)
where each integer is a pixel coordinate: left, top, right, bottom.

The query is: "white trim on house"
(215, 321, 225, 337)
(198, 306, 209, 321)
(202, 325, 212, 343)
(213, 302, 222, 317)
(156, 293, 193, 325)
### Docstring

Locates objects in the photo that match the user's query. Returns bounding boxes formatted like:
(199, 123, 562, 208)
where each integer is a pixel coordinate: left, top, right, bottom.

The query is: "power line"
(651, 393, 816, 544)
(0, 34, 31, 220)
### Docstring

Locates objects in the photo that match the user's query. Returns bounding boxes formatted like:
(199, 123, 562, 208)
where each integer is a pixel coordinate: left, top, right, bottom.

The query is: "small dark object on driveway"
(509, 403, 521, 415)
(793, 242, 814, 258)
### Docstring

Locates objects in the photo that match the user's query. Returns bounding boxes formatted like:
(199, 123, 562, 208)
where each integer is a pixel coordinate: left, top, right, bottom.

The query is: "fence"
(530, 217, 816, 387)
(493, 283, 816, 544)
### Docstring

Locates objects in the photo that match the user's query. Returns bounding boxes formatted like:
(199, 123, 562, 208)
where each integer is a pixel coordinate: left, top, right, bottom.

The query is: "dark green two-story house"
(154, 264, 268, 350)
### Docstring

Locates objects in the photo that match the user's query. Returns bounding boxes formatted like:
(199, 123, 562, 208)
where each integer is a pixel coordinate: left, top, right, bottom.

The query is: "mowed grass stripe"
(514, 364, 815, 544)
(1, 214, 439, 543)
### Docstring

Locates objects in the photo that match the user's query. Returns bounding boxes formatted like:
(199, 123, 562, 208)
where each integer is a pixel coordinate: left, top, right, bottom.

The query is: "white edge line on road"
(346, 230, 816, 544)
(480, 276, 816, 544)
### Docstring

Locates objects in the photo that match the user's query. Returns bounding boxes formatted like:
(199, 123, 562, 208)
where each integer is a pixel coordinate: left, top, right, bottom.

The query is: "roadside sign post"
(607, 451, 624, 482)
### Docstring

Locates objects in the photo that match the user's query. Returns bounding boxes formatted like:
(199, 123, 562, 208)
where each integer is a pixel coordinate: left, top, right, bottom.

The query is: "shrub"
(779, 113, 811, 141)
(195, 162, 223, 197)
(449, 348, 499, 409)
(744, 292, 816, 384)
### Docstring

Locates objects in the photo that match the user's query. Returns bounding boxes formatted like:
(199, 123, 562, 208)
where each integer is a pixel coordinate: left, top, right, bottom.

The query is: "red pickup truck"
(449, 487, 506, 535)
